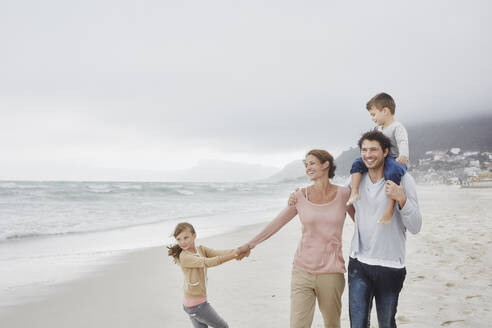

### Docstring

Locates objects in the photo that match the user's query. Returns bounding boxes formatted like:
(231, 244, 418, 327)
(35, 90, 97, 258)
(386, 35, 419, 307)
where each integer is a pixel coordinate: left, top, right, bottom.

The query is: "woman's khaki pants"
(290, 266, 345, 328)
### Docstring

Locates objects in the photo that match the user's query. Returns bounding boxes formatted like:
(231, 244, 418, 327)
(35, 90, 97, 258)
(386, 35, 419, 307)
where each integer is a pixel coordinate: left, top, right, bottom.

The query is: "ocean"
(0, 180, 305, 307)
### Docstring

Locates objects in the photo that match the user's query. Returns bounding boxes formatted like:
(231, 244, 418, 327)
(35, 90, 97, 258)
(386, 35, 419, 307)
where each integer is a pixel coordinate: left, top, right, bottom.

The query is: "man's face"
(360, 139, 388, 170)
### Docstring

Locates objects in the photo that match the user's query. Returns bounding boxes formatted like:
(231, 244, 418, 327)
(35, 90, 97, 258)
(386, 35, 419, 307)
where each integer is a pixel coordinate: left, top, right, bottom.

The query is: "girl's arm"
(201, 246, 237, 258)
(179, 247, 238, 268)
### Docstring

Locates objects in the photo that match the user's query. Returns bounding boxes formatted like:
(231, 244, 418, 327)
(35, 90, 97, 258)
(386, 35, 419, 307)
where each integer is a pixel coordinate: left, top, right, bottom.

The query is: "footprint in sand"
(465, 295, 481, 300)
(411, 275, 425, 282)
(445, 282, 455, 287)
(396, 315, 410, 324)
(441, 320, 465, 326)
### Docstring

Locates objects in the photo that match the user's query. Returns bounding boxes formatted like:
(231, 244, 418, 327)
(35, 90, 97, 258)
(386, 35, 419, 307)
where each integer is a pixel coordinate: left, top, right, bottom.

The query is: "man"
(348, 130, 422, 328)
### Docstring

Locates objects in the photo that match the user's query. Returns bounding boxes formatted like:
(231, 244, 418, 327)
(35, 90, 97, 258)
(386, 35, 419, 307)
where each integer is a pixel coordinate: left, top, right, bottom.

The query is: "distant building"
(464, 167, 479, 177)
(450, 148, 461, 155)
(469, 160, 480, 168)
(464, 151, 479, 157)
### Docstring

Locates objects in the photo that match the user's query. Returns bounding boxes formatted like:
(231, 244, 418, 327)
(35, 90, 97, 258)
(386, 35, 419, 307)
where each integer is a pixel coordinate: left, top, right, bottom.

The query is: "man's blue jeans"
(348, 258, 406, 328)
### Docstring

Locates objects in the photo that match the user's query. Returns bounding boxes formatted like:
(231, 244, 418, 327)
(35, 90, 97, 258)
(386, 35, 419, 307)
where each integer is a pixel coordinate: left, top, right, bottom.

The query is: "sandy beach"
(1, 184, 491, 327)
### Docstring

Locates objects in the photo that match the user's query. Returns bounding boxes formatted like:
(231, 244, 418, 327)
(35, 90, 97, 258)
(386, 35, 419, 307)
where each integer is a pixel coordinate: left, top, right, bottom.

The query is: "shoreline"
(0, 205, 282, 308)
(1, 185, 491, 327)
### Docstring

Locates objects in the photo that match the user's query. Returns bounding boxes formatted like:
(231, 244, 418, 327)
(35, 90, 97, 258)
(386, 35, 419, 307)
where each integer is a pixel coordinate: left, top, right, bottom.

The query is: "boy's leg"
(347, 173, 362, 205)
(348, 158, 367, 205)
(383, 157, 406, 185)
(378, 198, 396, 225)
(315, 273, 345, 328)
(373, 266, 406, 328)
(379, 158, 407, 224)
(184, 302, 229, 328)
(291, 266, 317, 328)
(348, 258, 374, 328)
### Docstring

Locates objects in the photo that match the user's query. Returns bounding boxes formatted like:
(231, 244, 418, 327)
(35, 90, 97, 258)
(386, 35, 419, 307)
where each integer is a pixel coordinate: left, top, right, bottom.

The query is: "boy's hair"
(366, 92, 396, 115)
(358, 130, 391, 153)
(305, 149, 336, 178)
(167, 222, 196, 263)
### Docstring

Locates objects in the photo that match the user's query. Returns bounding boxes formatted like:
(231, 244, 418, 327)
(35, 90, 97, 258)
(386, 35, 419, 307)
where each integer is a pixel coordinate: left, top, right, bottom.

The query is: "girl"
(168, 222, 237, 328)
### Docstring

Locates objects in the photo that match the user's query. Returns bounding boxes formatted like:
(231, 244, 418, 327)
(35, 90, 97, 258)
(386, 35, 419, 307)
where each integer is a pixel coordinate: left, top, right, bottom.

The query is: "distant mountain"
(408, 114, 492, 160)
(181, 159, 278, 182)
(262, 160, 307, 183)
(265, 151, 360, 183)
(334, 147, 360, 178)
(267, 114, 492, 182)
(9, 159, 279, 182)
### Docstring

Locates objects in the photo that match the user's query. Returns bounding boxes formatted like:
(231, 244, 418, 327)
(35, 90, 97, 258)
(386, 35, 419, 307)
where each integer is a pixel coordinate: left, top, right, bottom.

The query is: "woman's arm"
(242, 204, 298, 251)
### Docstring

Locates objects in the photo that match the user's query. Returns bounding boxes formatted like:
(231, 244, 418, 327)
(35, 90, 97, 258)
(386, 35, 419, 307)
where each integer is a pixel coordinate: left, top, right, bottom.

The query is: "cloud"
(0, 0, 491, 178)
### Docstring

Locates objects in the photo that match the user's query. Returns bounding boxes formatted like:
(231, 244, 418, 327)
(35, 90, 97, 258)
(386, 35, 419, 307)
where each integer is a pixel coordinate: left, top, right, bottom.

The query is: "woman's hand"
(236, 245, 251, 260)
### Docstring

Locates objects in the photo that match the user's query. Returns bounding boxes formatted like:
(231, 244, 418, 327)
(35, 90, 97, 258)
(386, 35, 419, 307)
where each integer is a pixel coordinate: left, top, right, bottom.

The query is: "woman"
(237, 149, 350, 328)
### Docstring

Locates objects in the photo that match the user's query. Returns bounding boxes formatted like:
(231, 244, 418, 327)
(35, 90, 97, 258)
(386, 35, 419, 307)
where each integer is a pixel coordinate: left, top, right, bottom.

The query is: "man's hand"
(396, 155, 407, 165)
(288, 188, 300, 206)
(385, 181, 406, 209)
(346, 204, 355, 221)
(235, 245, 251, 260)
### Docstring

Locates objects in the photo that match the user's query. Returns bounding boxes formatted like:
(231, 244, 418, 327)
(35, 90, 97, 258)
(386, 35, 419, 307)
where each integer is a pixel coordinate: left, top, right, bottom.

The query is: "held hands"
(385, 181, 407, 208)
(235, 245, 251, 261)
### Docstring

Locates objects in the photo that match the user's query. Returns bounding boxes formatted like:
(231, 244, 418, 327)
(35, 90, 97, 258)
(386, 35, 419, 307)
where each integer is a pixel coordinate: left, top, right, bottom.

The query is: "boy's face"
(368, 106, 388, 126)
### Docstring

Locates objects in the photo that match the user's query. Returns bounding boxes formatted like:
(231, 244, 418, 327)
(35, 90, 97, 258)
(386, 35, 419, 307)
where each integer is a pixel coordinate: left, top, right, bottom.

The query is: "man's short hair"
(358, 130, 391, 153)
(366, 92, 395, 115)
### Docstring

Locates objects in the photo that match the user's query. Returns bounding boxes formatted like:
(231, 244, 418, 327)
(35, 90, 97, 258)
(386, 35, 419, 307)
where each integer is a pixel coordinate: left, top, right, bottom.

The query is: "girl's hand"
(236, 245, 251, 260)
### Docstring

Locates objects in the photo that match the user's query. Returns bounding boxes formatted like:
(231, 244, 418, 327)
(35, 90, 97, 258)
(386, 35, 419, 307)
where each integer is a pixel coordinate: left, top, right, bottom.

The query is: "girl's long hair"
(167, 222, 196, 263)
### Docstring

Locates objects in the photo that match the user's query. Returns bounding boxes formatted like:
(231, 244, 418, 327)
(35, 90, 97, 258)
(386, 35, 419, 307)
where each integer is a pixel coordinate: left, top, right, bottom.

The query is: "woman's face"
(304, 155, 329, 181)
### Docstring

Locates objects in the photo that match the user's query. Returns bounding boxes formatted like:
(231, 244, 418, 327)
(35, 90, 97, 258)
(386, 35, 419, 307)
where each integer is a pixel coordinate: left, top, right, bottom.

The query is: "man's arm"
(387, 174, 422, 234)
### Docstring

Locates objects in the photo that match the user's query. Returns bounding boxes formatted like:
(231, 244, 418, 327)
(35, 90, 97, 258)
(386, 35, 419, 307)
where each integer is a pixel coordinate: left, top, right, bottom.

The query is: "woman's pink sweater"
(246, 186, 350, 274)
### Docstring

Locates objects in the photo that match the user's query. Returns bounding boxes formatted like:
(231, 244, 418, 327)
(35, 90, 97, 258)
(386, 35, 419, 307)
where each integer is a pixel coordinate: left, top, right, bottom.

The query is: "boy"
(347, 92, 409, 224)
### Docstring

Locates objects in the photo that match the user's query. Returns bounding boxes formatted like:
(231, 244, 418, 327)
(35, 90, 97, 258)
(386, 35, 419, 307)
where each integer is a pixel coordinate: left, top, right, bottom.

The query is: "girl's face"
(176, 228, 196, 251)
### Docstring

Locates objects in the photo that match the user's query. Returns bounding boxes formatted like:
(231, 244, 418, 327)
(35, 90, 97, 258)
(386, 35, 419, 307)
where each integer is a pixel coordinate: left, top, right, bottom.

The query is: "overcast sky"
(1, 0, 491, 180)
